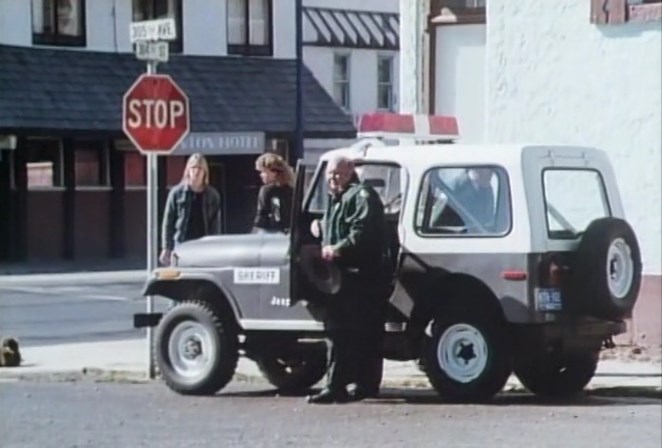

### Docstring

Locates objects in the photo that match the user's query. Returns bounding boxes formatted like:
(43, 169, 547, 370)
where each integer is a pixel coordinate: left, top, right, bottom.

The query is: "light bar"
(356, 112, 460, 141)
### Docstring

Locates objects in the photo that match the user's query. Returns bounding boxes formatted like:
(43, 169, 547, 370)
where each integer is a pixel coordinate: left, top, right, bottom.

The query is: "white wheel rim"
(168, 321, 215, 379)
(606, 238, 634, 300)
(436, 323, 488, 383)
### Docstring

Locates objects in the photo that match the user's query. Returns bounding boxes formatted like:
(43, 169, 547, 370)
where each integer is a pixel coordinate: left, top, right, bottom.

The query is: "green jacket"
(322, 181, 386, 274)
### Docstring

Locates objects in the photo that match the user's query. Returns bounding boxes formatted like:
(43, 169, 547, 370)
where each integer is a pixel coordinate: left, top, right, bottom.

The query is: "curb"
(0, 270, 147, 287)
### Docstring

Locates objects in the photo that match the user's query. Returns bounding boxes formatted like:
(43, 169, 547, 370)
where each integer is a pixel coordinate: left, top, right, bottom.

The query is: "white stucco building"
(400, 0, 661, 344)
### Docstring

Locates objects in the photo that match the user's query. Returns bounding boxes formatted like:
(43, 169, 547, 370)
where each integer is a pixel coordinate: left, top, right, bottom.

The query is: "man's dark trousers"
(324, 271, 386, 395)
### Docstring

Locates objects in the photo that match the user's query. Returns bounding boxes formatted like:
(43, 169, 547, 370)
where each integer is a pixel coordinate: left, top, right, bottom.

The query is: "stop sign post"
(124, 19, 188, 380)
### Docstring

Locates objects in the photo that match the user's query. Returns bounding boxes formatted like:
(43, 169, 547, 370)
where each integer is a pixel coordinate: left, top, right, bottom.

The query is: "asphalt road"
(1, 380, 660, 448)
(0, 281, 169, 346)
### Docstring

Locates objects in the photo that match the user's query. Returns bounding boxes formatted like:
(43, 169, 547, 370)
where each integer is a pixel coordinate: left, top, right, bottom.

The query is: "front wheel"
(423, 309, 511, 402)
(155, 301, 238, 395)
(513, 351, 599, 398)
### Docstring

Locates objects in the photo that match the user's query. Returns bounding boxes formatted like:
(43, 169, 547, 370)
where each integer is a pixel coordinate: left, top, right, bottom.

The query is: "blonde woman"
(159, 153, 221, 265)
(253, 152, 295, 233)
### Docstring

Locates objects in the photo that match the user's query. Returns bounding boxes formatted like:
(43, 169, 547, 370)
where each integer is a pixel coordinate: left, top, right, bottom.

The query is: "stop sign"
(122, 74, 190, 154)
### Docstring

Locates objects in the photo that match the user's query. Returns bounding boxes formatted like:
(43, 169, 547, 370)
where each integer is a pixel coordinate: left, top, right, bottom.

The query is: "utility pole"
(294, 0, 304, 163)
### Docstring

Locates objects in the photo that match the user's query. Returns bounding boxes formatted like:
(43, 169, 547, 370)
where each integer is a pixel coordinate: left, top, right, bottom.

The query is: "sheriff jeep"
(135, 113, 642, 402)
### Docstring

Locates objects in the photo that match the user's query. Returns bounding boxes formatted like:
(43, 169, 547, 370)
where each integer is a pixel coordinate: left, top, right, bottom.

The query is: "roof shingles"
(0, 44, 356, 137)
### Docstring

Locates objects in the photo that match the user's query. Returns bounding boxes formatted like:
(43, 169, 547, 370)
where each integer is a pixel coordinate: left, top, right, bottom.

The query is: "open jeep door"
(289, 160, 328, 304)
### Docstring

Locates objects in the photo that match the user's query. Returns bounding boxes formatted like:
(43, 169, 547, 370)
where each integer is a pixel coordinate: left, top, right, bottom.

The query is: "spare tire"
(571, 217, 642, 320)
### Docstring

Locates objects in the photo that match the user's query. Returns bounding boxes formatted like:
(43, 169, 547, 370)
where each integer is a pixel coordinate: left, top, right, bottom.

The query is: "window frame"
(25, 137, 65, 191)
(31, 0, 87, 47)
(414, 164, 513, 239)
(430, 0, 486, 25)
(132, 0, 184, 53)
(227, 0, 274, 56)
(377, 54, 395, 112)
(591, 0, 662, 24)
(541, 167, 612, 240)
(123, 150, 147, 190)
(333, 53, 351, 111)
(73, 140, 111, 190)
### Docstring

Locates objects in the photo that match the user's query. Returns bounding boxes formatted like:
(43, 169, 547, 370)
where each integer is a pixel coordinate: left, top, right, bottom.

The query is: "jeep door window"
(543, 169, 611, 239)
(416, 166, 511, 236)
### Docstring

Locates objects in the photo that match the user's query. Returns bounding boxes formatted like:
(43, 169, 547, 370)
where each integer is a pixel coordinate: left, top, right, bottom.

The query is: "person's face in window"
(472, 168, 494, 187)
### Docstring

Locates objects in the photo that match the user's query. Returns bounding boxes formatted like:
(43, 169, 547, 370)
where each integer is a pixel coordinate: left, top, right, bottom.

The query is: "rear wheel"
(256, 345, 328, 394)
(423, 307, 511, 402)
(514, 351, 599, 398)
(155, 301, 238, 396)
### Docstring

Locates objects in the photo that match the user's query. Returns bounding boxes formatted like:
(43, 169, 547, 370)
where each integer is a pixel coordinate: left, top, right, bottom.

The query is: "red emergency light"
(356, 112, 460, 142)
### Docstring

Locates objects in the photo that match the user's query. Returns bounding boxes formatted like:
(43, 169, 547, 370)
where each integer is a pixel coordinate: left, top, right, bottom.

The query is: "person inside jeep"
(306, 156, 389, 404)
(451, 167, 496, 228)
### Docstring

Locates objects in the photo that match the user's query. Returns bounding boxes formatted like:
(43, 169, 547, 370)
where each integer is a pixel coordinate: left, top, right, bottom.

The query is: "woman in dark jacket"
(159, 153, 221, 266)
(253, 152, 295, 233)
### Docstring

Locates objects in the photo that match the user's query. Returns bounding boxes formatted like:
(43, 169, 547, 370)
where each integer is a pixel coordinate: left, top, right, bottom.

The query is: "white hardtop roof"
(318, 142, 604, 169)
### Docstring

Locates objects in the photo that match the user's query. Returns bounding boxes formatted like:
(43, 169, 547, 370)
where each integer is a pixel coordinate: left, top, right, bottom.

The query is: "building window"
(74, 141, 109, 187)
(377, 55, 395, 111)
(333, 54, 351, 111)
(124, 151, 146, 187)
(227, 0, 273, 56)
(26, 139, 63, 189)
(591, 0, 661, 24)
(166, 157, 186, 187)
(133, 0, 183, 53)
(31, 0, 86, 47)
(430, 0, 486, 25)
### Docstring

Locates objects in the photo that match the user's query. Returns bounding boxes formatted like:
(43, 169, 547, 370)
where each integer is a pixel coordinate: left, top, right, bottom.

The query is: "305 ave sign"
(122, 74, 190, 154)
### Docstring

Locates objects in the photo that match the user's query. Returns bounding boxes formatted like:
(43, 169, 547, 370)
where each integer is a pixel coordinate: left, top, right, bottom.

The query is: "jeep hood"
(172, 233, 289, 268)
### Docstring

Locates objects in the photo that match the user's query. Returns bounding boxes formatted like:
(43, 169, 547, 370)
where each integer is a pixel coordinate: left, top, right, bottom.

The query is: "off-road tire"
(572, 218, 642, 319)
(423, 307, 511, 402)
(155, 301, 238, 396)
(514, 350, 599, 398)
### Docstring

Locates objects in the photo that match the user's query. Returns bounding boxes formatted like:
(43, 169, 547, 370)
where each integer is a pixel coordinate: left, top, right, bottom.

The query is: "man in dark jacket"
(307, 156, 388, 404)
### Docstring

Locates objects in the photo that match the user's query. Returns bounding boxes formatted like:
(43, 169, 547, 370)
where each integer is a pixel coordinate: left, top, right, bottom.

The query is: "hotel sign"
(173, 132, 266, 155)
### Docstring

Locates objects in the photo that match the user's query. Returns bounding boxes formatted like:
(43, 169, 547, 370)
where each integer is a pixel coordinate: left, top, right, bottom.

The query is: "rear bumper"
(512, 319, 627, 354)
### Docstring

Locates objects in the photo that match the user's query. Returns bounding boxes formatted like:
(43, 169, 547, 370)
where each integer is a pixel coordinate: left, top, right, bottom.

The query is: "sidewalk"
(1, 339, 660, 395)
(0, 260, 146, 287)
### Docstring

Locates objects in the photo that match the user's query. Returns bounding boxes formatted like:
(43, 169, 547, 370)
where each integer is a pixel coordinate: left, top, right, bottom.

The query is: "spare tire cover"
(299, 244, 342, 295)
(571, 217, 642, 319)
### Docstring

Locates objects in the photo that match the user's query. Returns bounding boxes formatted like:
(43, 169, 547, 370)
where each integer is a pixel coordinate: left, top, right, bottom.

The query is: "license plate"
(535, 288, 563, 311)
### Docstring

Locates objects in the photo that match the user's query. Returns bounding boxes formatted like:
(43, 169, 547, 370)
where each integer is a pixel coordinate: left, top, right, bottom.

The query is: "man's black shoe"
(306, 389, 350, 404)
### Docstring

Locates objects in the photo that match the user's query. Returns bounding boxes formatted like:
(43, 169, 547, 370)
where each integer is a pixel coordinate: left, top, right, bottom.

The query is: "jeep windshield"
(543, 168, 611, 239)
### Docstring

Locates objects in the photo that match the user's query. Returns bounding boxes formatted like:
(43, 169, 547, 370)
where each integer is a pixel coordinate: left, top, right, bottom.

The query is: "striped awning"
(303, 7, 399, 50)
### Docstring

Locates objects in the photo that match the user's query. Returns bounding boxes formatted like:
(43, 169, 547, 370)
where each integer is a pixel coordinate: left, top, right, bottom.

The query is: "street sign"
(122, 74, 190, 155)
(135, 41, 169, 62)
(130, 18, 177, 43)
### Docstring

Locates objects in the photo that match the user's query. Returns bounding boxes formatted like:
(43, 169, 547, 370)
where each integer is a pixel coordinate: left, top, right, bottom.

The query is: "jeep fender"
(143, 272, 243, 323)
(409, 272, 507, 337)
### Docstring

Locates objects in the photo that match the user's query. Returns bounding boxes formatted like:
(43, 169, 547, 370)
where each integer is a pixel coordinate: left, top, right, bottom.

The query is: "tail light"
(539, 255, 565, 288)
